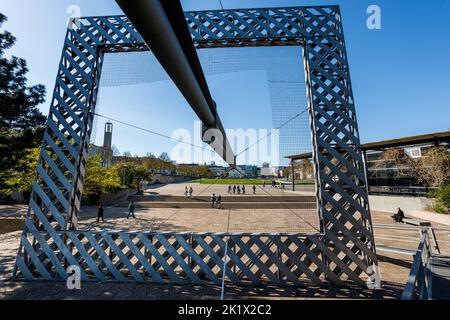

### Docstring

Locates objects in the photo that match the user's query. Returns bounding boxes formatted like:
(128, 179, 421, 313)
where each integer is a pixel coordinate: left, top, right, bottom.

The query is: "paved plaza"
(1, 183, 449, 299)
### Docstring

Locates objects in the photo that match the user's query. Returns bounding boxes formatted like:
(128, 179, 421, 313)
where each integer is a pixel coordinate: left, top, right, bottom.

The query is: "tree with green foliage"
(0, 13, 46, 201)
(0, 146, 39, 200)
(83, 155, 126, 204)
(428, 185, 450, 214)
(197, 165, 215, 178)
(117, 161, 153, 190)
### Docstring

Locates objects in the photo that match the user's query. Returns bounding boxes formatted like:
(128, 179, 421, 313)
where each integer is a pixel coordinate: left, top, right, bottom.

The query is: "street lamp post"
(291, 160, 296, 192)
(122, 164, 128, 186)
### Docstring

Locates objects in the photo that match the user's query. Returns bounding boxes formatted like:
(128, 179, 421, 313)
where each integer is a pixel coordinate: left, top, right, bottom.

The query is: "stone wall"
(369, 195, 435, 215)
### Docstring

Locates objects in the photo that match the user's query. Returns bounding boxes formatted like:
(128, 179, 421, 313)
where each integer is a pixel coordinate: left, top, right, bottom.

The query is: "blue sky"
(1, 0, 450, 165)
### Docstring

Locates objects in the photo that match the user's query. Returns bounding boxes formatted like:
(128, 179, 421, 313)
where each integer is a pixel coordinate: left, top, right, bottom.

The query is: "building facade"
(287, 131, 450, 196)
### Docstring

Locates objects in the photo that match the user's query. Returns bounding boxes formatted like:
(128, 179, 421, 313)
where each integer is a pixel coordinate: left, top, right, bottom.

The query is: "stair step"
(131, 201, 317, 209)
(128, 196, 316, 203)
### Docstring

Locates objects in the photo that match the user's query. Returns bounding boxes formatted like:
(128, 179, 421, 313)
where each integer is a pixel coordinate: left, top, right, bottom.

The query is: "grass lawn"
(192, 178, 315, 185)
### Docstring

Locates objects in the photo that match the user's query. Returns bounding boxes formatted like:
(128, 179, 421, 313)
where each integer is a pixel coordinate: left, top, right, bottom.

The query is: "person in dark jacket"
(217, 195, 222, 209)
(392, 207, 405, 223)
(127, 201, 136, 219)
(97, 204, 105, 223)
(211, 194, 217, 208)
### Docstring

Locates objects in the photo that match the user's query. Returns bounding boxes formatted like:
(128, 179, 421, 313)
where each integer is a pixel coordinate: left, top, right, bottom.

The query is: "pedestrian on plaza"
(127, 201, 136, 219)
(237, 186, 241, 194)
(242, 185, 246, 194)
(217, 195, 222, 209)
(184, 186, 189, 197)
(97, 204, 105, 223)
(263, 181, 266, 188)
(392, 207, 405, 223)
(233, 185, 236, 194)
(211, 194, 217, 208)
(189, 187, 194, 198)
(253, 185, 256, 194)
(228, 185, 232, 195)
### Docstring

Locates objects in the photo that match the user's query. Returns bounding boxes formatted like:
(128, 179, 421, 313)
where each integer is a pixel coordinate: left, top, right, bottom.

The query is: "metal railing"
(401, 229, 434, 300)
(369, 185, 438, 197)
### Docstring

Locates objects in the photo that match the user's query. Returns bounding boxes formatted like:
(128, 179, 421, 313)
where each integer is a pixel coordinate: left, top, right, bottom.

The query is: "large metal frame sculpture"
(14, 5, 380, 288)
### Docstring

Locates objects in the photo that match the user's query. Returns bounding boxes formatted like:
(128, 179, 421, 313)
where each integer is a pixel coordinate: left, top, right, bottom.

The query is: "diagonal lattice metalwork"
(14, 6, 379, 288)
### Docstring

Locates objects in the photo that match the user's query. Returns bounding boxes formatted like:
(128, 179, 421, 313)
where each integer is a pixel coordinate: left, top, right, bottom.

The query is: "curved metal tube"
(116, 0, 215, 126)
(116, 0, 235, 166)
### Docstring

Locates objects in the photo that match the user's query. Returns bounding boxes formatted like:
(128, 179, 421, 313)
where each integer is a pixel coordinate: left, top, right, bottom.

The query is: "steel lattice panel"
(14, 6, 379, 288)
(16, 230, 369, 286)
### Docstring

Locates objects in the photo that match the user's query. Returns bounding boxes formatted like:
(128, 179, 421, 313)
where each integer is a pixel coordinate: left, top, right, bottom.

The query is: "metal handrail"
(401, 230, 434, 300)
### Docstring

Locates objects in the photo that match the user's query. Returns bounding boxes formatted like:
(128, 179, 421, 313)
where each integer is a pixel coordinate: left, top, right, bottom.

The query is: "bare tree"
(123, 151, 132, 158)
(410, 147, 450, 187)
(297, 160, 314, 180)
(112, 145, 121, 156)
(373, 148, 411, 178)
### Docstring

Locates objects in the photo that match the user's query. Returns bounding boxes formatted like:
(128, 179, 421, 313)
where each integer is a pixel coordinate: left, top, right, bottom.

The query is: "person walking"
(237, 186, 241, 194)
(253, 185, 256, 194)
(242, 185, 246, 194)
(217, 195, 222, 209)
(97, 204, 105, 223)
(263, 181, 266, 188)
(233, 185, 236, 194)
(184, 186, 189, 197)
(127, 201, 136, 219)
(228, 185, 232, 195)
(211, 194, 217, 208)
(189, 187, 194, 198)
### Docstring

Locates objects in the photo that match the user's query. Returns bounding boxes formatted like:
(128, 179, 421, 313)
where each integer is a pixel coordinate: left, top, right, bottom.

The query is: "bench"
(403, 217, 431, 227)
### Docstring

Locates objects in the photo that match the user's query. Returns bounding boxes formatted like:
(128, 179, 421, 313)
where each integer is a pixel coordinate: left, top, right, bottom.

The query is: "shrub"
(429, 185, 450, 214)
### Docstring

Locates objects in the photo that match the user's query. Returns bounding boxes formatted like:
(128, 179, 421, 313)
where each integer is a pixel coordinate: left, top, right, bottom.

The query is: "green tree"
(0, 13, 46, 201)
(115, 160, 153, 190)
(197, 165, 215, 178)
(0, 146, 39, 200)
(83, 155, 125, 203)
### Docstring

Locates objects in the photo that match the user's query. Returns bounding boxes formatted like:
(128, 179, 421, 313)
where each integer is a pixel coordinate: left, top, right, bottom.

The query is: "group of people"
(96, 201, 137, 223)
(264, 180, 285, 189)
(211, 194, 222, 209)
(227, 185, 257, 195)
(262, 180, 277, 188)
(184, 186, 194, 198)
